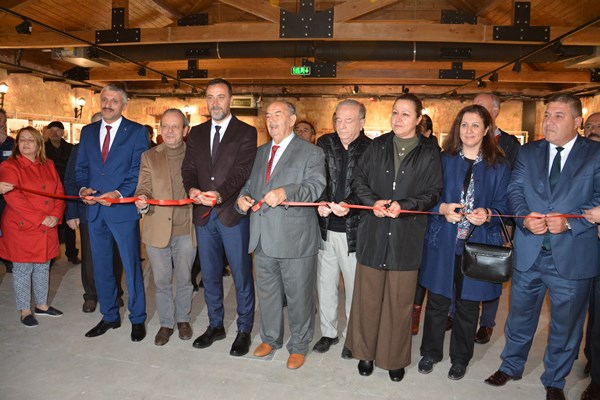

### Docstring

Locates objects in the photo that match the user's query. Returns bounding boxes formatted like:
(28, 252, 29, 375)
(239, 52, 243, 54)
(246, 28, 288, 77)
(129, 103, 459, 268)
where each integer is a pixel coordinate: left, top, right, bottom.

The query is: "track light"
(553, 41, 565, 56)
(282, 87, 289, 95)
(512, 61, 522, 72)
(402, 85, 409, 94)
(161, 76, 168, 84)
(489, 72, 499, 83)
(137, 68, 146, 77)
(15, 20, 32, 35)
(352, 85, 359, 94)
(477, 79, 487, 88)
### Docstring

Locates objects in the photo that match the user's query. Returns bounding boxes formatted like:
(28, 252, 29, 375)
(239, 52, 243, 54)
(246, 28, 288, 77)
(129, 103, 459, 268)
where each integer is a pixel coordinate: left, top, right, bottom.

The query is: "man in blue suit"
(75, 84, 149, 342)
(485, 94, 600, 400)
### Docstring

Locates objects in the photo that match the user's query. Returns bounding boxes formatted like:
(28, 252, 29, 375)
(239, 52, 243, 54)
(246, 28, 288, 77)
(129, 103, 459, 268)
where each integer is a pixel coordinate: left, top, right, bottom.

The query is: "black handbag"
(461, 210, 513, 284)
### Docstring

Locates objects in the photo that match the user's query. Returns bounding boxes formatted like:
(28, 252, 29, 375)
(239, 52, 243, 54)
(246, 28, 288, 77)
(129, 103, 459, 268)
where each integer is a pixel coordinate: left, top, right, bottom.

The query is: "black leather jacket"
(316, 132, 371, 253)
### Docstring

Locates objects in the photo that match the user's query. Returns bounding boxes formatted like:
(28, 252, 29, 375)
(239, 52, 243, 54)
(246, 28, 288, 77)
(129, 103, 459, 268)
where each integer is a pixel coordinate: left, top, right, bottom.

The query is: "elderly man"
(76, 84, 149, 342)
(135, 109, 195, 346)
(182, 78, 257, 357)
(585, 112, 600, 142)
(472, 92, 521, 344)
(237, 101, 326, 369)
(313, 99, 371, 357)
(485, 94, 600, 400)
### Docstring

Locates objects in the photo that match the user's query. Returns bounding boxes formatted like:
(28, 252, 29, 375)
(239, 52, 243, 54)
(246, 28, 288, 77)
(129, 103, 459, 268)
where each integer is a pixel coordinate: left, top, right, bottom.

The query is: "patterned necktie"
(212, 125, 221, 161)
(101, 125, 111, 163)
(549, 146, 564, 193)
(265, 145, 280, 183)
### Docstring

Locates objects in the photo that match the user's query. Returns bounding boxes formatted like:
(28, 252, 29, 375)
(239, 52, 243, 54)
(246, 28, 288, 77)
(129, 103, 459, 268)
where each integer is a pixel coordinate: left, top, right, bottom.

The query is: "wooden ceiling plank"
(333, 0, 399, 23)
(218, 0, 280, 23)
(138, 0, 183, 21)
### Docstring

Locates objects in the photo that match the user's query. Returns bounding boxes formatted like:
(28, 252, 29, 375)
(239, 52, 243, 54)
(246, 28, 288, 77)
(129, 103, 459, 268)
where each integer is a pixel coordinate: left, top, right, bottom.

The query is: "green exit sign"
(291, 66, 311, 75)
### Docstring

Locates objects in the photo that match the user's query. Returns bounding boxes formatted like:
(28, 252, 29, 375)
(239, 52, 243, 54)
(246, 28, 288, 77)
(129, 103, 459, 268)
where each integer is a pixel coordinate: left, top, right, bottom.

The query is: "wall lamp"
(15, 20, 32, 35)
(183, 105, 192, 120)
(0, 82, 8, 108)
(74, 97, 86, 119)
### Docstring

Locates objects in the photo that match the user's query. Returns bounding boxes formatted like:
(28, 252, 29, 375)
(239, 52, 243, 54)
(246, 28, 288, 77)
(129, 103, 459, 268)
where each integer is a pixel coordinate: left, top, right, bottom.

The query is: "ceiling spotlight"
(282, 87, 289, 95)
(477, 79, 487, 88)
(402, 85, 410, 94)
(15, 20, 32, 35)
(512, 61, 522, 72)
(161, 76, 168, 84)
(137, 68, 146, 77)
(352, 85, 359, 94)
(191, 87, 198, 94)
(553, 41, 565, 56)
(489, 72, 499, 83)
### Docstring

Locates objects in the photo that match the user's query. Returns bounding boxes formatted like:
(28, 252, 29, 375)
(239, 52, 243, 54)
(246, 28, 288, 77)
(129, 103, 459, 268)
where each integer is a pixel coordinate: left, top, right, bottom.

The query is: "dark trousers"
(60, 223, 78, 259)
(590, 275, 600, 385)
(80, 223, 124, 301)
(421, 256, 480, 366)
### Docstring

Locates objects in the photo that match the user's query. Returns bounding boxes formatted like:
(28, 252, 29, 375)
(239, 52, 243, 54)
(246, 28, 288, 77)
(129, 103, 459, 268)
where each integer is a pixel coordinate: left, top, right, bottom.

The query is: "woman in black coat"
(344, 93, 443, 382)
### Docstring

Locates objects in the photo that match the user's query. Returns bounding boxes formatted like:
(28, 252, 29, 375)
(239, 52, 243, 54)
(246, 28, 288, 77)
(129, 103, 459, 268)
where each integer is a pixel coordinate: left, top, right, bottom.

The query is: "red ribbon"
(14, 186, 585, 220)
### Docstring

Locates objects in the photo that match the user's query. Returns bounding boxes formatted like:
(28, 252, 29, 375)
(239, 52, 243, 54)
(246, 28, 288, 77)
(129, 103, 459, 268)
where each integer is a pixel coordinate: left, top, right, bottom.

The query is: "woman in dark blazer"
(345, 93, 443, 382)
(0, 127, 65, 327)
(418, 104, 511, 380)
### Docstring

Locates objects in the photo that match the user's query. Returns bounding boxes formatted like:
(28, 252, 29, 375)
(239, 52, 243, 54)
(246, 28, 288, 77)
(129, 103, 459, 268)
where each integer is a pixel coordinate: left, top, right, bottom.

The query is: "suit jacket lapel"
(537, 140, 551, 197)
(267, 135, 297, 185)
(91, 121, 104, 165)
(556, 135, 587, 193)
(105, 118, 129, 164)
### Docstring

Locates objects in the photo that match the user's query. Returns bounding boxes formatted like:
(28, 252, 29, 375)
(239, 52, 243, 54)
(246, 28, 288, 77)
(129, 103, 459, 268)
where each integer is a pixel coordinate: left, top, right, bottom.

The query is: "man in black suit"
(182, 78, 257, 357)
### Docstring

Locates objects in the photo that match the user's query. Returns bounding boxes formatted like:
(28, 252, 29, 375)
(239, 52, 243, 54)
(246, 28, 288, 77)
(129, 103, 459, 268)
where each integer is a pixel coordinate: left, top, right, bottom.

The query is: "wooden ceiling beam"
(0, 22, 598, 49)
(333, 0, 399, 23)
(219, 0, 280, 23)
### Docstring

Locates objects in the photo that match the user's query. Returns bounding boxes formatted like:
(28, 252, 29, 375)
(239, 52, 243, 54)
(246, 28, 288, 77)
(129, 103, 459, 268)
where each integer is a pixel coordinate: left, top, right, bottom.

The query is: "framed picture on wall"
(71, 123, 85, 144)
(6, 119, 29, 137)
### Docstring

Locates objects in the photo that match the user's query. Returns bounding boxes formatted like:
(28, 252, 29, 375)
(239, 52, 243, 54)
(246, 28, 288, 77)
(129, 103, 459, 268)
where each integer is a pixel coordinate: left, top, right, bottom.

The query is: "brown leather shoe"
(545, 387, 565, 400)
(287, 354, 305, 369)
(485, 370, 520, 386)
(82, 299, 97, 313)
(154, 327, 173, 346)
(474, 326, 493, 344)
(177, 322, 193, 340)
(254, 342, 273, 357)
(412, 304, 422, 335)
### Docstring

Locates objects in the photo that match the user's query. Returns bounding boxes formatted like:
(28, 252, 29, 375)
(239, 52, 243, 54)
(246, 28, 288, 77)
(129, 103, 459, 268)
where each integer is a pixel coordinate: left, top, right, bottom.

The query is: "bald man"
(585, 112, 600, 142)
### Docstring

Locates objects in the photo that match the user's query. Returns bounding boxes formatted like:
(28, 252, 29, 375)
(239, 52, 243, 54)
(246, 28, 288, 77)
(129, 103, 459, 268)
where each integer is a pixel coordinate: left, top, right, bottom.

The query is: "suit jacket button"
(211, 177, 215, 181)
(102, 173, 106, 176)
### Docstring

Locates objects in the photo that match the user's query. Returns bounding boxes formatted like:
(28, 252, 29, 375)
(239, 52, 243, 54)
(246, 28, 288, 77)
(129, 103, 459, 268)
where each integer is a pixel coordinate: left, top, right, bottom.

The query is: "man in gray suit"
(237, 101, 326, 369)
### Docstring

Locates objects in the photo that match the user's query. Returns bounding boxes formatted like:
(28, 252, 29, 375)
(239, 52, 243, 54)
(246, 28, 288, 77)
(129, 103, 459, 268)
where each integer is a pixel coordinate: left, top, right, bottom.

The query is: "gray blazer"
(238, 134, 326, 259)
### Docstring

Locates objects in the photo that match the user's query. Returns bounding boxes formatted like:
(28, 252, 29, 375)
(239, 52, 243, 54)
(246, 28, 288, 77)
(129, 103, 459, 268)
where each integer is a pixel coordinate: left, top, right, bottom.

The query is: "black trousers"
(420, 255, 480, 366)
(79, 223, 124, 301)
(60, 222, 78, 259)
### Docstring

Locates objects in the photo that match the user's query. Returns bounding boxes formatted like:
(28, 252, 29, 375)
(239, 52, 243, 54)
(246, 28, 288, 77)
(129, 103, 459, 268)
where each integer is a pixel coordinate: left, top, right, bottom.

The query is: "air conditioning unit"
(231, 95, 257, 109)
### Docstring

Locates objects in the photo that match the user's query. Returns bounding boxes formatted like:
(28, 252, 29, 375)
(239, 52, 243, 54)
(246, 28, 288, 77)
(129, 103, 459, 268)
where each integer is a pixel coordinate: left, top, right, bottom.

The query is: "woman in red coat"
(0, 127, 65, 327)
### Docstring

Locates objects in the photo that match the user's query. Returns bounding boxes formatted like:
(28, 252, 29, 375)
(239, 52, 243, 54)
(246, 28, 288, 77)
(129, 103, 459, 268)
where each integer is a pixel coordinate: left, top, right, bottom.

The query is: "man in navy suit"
(485, 94, 600, 400)
(182, 78, 257, 356)
(75, 84, 149, 342)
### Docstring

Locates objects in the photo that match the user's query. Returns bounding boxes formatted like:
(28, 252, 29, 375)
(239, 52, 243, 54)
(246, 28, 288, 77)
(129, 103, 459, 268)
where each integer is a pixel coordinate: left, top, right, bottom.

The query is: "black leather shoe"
(312, 336, 339, 353)
(193, 326, 226, 349)
(389, 368, 405, 382)
(341, 346, 353, 359)
(358, 360, 374, 376)
(474, 326, 493, 344)
(545, 387, 565, 400)
(230, 331, 251, 357)
(131, 323, 146, 342)
(418, 356, 438, 374)
(485, 370, 521, 386)
(85, 320, 121, 337)
(581, 381, 600, 400)
(448, 363, 467, 380)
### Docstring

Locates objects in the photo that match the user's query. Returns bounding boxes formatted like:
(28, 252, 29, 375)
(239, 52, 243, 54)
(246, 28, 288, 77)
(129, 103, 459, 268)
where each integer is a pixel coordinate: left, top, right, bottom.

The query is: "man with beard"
(182, 78, 257, 356)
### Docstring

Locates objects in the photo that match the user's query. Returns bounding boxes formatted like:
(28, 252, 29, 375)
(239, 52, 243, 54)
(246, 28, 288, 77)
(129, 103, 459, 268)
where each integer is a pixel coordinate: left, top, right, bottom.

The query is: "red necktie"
(101, 125, 111, 163)
(265, 145, 280, 183)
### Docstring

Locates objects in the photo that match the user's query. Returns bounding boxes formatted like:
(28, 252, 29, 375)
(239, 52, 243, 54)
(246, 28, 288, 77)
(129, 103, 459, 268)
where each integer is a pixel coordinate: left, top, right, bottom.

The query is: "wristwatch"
(216, 194, 223, 205)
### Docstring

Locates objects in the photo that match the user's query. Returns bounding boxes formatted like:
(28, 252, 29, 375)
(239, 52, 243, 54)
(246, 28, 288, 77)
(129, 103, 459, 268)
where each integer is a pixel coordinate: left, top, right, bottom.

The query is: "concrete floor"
(0, 249, 592, 400)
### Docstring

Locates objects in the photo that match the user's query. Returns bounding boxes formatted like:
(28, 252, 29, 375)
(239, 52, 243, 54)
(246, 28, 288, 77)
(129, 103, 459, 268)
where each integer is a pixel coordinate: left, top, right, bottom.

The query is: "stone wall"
(1, 69, 598, 146)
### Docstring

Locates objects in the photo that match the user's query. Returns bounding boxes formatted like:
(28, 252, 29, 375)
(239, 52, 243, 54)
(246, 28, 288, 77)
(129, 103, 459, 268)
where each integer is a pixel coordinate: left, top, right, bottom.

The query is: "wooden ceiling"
(0, 0, 599, 100)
